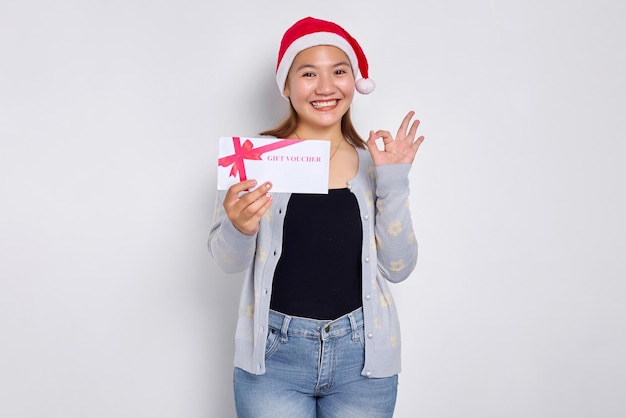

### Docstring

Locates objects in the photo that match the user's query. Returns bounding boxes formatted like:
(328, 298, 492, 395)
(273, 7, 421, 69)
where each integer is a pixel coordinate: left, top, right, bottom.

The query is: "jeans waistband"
(268, 307, 363, 340)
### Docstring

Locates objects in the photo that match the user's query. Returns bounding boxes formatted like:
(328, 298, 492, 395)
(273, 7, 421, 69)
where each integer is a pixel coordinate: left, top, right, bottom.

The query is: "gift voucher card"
(217, 136, 330, 194)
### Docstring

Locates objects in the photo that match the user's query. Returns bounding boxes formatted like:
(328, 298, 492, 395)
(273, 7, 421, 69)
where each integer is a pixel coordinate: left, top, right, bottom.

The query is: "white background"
(1, 1, 625, 417)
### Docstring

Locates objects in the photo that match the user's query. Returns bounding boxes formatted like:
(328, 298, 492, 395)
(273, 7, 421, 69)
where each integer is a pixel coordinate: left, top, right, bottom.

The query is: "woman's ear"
(282, 76, 290, 98)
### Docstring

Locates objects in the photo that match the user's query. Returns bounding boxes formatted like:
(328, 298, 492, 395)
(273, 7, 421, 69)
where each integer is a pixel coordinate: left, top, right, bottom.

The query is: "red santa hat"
(275, 17, 375, 98)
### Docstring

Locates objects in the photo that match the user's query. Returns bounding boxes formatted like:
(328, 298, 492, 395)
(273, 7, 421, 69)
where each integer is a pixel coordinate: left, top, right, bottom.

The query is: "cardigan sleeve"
(373, 163, 418, 283)
(207, 190, 258, 274)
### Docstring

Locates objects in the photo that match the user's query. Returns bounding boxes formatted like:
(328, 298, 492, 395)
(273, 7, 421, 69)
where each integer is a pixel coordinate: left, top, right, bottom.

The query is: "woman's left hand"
(366, 111, 425, 166)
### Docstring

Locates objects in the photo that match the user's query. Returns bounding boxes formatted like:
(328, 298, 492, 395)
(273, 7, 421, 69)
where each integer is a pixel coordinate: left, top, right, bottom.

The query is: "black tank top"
(270, 188, 363, 320)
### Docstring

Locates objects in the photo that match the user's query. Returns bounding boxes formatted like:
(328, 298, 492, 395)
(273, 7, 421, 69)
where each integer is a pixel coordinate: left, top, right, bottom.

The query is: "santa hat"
(275, 16, 375, 98)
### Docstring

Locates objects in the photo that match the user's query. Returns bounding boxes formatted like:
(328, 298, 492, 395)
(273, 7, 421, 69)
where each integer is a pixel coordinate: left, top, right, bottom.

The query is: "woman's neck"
(292, 124, 343, 142)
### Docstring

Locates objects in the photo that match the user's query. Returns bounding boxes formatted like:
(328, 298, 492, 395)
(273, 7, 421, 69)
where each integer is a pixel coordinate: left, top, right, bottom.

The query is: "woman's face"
(283, 45, 355, 133)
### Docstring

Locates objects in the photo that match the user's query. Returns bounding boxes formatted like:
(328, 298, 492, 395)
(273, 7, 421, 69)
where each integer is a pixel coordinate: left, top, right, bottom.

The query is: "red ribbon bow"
(218, 137, 301, 182)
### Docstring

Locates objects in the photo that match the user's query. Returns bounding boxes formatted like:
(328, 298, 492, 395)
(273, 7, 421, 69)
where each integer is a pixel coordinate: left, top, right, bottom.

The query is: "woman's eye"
(335, 69, 347, 75)
(302, 72, 315, 77)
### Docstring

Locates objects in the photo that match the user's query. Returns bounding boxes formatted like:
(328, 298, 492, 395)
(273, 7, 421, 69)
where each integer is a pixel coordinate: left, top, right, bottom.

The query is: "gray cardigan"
(208, 146, 418, 378)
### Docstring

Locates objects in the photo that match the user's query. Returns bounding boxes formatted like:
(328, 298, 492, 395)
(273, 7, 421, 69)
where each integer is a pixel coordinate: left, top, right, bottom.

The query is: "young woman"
(208, 16, 424, 418)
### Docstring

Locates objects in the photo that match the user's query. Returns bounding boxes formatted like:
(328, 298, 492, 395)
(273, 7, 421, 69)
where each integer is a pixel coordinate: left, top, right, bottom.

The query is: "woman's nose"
(315, 74, 336, 95)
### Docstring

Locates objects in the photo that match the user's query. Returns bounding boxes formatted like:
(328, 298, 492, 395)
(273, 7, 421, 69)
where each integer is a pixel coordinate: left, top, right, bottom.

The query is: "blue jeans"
(234, 308, 398, 417)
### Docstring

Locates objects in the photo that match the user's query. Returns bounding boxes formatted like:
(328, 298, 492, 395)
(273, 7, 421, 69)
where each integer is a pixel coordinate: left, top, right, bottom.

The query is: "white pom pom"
(355, 78, 375, 94)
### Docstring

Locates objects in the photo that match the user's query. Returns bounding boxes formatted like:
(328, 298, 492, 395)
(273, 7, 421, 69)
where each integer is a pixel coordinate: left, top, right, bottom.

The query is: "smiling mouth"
(311, 100, 338, 108)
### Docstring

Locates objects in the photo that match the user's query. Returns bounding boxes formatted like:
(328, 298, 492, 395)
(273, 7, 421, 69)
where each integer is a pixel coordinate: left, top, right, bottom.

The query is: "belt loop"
(280, 315, 291, 343)
(348, 311, 359, 342)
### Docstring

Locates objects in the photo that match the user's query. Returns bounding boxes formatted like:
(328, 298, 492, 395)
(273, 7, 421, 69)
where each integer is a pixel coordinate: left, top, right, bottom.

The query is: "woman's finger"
(366, 130, 381, 157)
(406, 119, 421, 142)
(373, 130, 393, 144)
(412, 135, 425, 151)
(396, 111, 416, 141)
(225, 179, 257, 203)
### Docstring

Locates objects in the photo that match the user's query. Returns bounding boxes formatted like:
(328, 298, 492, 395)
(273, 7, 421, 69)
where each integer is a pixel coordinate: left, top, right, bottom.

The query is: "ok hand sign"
(366, 111, 425, 166)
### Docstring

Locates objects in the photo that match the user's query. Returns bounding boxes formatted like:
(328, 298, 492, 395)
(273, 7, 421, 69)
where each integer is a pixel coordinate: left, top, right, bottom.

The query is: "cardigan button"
(364, 256, 370, 263)
(367, 333, 373, 339)
(365, 370, 372, 377)
(365, 294, 371, 300)
(364, 214, 369, 220)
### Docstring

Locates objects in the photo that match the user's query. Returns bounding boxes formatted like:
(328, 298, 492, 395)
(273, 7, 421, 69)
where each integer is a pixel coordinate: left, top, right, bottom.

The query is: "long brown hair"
(259, 103, 366, 149)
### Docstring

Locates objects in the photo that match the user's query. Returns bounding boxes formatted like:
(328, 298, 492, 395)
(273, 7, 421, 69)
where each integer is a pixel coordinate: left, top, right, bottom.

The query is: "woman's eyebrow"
(333, 61, 351, 68)
(294, 61, 351, 71)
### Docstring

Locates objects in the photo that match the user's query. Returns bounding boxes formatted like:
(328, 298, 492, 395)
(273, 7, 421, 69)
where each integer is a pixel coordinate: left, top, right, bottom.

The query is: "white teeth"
(312, 100, 337, 108)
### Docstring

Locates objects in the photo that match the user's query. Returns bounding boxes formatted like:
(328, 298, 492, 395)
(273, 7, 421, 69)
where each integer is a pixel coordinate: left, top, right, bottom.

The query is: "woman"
(209, 16, 424, 417)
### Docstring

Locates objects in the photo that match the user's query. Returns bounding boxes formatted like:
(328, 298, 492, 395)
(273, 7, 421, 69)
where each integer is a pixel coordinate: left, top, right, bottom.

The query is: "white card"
(217, 136, 330, 194)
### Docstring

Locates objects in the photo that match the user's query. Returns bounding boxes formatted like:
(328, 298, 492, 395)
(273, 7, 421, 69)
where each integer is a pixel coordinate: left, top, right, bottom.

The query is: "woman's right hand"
(223, 179, 273, 235)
